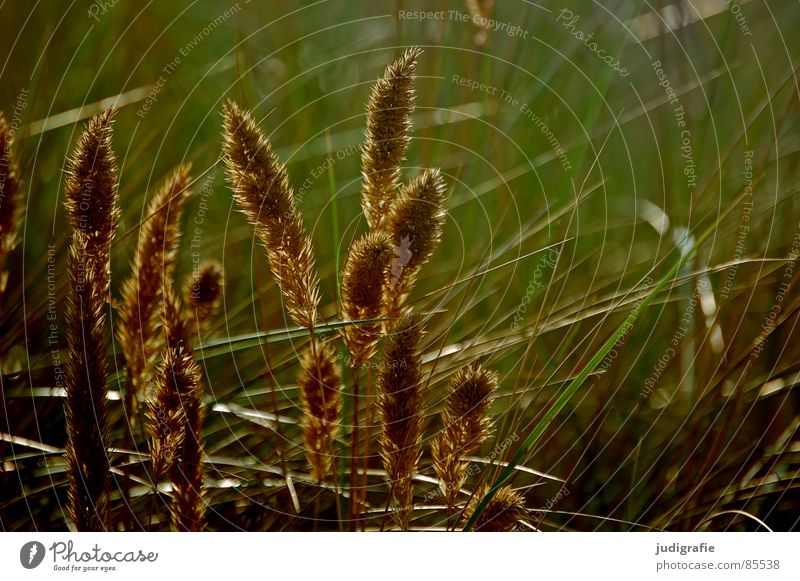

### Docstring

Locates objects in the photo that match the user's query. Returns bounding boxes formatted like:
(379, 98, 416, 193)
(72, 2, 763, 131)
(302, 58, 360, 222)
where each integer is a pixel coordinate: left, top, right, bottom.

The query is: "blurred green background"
(1, 0, 799, 531)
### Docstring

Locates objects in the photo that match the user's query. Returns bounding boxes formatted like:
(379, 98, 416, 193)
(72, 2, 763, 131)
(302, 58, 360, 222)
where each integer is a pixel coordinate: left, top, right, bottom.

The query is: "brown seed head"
(222, 100, 320, 328)
(64, 236, 112, 531)
(298, 338, 342, 484)
(378, 311, 425, 530)
(185, 260, 224, 331)
(462, 485, 528, 532)
(384, 168, 447, 319)
(361, 47, 422, 229)
(62, 110, 119, 531)
(147, 284, 200, 482)
(432, 363, 499, 508)
(119, 165, 192, 409)
(64, 108, 119, 261)
(154, 284, 205, 531)
(0, 113, 23, 293)
(341, 231, 394, 363)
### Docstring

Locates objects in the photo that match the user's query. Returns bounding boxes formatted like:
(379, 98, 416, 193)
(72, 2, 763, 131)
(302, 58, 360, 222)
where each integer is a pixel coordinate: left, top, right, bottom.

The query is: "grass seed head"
(298, 337, 342, 484)
(222, 100, 320, 329)
(361, 47, 422, 230)
(462, 485, 528, 532)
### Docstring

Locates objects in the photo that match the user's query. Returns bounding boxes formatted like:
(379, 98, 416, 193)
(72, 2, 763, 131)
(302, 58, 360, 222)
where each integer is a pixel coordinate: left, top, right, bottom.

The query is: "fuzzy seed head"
(185, 260, 224, 330)
(341, 231, 394, 363)
(445, 363, 498, 426)
(298, 338, 342, 484)
(384, 168, 447, 318)
(119, 165, 192, 409)
(64, 236, 112, 531)
(222, 100, 320, 328)
(361, 47, 422, 229)
(152, 284, 206, 531)
(64, 108, 119, 258)
(462, 485, 528, 532)
(62, 110, 119, 531)
(378, 311, 425, 530)
(432, 363, 499, 508)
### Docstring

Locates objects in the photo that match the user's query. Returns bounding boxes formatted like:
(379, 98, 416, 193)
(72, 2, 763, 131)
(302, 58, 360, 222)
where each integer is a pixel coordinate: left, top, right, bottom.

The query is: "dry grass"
(377, 312, 426, 530)
(157, 283, 205, 531)
(0, 113, 23, 298)
(340, 231, 394, 364)
(360, 47, 421, 230)
(432, 362, 498, 511)
(62, 109, 119, 531)
(222, 99, 321, 330)
(383, 168, 448, 321)
(10, 31, 794, 534)
(184, 260, 223, 337)
(118, 165, 192, 422)
(298, 337, 341, 484)
(462, 485, 528, 532)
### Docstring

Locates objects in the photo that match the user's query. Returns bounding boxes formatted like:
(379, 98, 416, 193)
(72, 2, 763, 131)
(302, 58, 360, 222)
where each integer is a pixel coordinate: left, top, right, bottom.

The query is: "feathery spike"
(432, 362, 498, 509)
(152, 283, 206, 531)
(298, 337, 342, 484)
(378, 312, 425, 530)
(63, 108, 119, 531)
(384, 168, 448, 320)
(341, 231, 394, 364)
(361, 47, 422, 229)
(119, 165, 192, 417)
(184, 260, 224, 337)
(462, 485, 528, 532)
(221, 100, 320, 329)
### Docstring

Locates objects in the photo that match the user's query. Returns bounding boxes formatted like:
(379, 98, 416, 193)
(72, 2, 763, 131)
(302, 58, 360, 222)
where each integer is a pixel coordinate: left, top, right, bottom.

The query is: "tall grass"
(0, 1, 798, 533)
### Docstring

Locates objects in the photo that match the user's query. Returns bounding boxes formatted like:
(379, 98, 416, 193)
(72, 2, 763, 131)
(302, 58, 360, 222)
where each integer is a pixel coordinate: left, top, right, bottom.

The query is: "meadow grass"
(0, 1, 798, 531)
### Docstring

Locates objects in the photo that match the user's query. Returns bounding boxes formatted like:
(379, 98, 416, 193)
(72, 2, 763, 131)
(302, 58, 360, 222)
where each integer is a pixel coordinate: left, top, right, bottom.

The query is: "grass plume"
(340, 231, 394, 364)
(339, 231, 394, 524)
(62, 108, 119, 531)
(118, 165, 192, 421)
(384, 168, 448, 320)
(360, 47, 421, 230)
(152, 284, 206, 531)
(222, 100, 320, 329)
(298, 337, 341, 484)
(184, 260, 223, 337)
(378, 312, 425, 530)
(0, 113, 23, 297)
(432, 362, 498, 510)
(462, 485, 528, 531)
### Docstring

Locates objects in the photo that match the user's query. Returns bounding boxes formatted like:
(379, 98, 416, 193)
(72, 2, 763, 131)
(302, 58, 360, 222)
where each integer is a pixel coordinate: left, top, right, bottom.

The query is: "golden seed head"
(62, 110, 120, 531)
(153, 283, 206, 531)
(462, 485, 528, 532)
(186, 260, 224, 325)
(432, 362, 499, 507)
(445, 362, 498, 424)
(378, 311, 426, 530)
(341, 231, 394, 363)
(222, 100, 320, 328)
(298, 337, 342, 484)
(64, 108, 120, 255)
(119, 165, 193, 405)
(383, 168, 448, 318)
(361, 47, 422, 229)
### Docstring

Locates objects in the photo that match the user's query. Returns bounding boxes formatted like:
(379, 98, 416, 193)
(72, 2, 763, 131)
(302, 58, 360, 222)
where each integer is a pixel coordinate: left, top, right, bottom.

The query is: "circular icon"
(20, 541, 46, 569)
